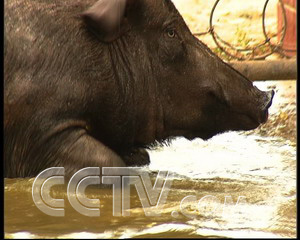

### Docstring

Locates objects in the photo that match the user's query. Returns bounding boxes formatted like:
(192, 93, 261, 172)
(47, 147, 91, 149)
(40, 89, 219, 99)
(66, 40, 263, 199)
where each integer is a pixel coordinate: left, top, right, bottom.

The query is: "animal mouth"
(260, 110, 269, 124)
(242, 90, 274, 127)
(242, 108, 270, 130)
(257, 90, 274, 124)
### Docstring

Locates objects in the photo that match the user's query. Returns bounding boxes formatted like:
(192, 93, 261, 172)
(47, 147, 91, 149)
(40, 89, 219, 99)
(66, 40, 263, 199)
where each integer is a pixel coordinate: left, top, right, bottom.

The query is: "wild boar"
(4, 0, 274, 177)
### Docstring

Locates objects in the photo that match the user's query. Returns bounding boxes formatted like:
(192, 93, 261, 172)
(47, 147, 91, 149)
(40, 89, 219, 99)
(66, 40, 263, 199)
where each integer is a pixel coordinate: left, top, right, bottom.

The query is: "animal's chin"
(169, 110, 271, 142)
(239, 116, 260, 131)
(238, 108, 271, 130)
(185, 118, 264, 141)
(239, 112, 269, 131)
(185, 131, 221, 141)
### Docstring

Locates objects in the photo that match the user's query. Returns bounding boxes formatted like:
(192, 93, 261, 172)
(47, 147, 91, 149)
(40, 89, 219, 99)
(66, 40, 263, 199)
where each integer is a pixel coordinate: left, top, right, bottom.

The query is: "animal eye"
(166, 29, 176, 38)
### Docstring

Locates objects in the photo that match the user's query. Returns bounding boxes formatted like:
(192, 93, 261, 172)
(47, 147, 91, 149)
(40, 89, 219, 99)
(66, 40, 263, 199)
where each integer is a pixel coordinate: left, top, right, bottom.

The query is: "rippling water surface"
(4, 81, 296, 238)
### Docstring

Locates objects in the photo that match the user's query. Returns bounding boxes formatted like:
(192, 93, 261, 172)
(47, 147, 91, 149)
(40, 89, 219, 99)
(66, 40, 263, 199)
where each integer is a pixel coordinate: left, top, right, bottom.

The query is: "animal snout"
(259, 90, 275, 123)
(262, 90, 275, 111)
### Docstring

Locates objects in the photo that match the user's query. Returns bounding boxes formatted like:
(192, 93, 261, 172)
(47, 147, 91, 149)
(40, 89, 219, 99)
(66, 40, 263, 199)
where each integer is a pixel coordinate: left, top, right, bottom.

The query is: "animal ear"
(81, 0, 129, 42)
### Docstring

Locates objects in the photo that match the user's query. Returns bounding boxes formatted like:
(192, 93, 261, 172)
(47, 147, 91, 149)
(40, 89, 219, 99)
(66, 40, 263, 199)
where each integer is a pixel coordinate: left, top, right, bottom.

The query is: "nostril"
(265, 90, 275, 110)
(269, 89, 275, 99)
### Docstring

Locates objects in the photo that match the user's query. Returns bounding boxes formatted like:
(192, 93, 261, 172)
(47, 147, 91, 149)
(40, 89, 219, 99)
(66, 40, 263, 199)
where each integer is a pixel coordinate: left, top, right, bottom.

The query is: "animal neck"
(107, 36, 165, 146)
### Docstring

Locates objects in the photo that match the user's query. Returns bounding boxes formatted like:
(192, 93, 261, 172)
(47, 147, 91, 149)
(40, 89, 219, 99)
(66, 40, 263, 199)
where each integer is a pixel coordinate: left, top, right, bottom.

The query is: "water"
(4, 81, 296, 238)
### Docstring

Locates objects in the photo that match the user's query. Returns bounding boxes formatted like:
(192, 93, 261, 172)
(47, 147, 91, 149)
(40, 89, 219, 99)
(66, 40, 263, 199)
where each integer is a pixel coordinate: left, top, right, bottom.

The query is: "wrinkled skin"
(4, 0, 274, 177)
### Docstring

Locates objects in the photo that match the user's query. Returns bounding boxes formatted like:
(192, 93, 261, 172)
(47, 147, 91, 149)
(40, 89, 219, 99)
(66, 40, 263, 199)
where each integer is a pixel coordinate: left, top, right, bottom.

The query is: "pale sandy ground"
(172, 0, 278, 57)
